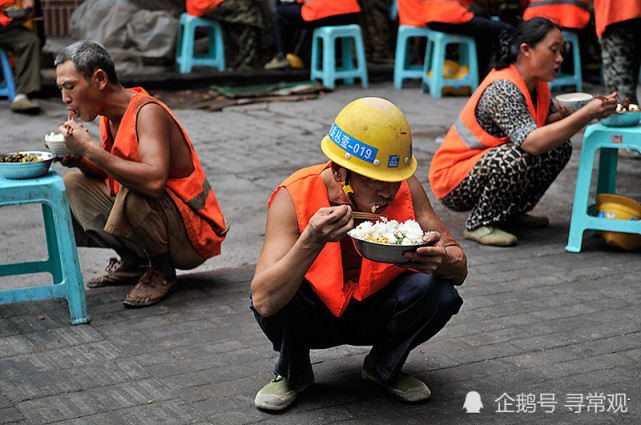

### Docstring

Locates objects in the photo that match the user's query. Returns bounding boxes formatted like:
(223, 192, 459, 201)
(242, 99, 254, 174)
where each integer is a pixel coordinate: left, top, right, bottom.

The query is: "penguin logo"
(463, 391, 483, 413)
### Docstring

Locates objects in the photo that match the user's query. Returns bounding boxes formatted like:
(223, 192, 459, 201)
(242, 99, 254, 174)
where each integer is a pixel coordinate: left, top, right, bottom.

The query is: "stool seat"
(310, 24, 368, 89)
(549, 30, 582, 92)
(421, 30, 479, 98)
(0, 170, 89, 324)
(175, 13, 225, 73)
(0, 48, 16, 102)
(393, 25, 431, 89)
(565, 123, 641, 253)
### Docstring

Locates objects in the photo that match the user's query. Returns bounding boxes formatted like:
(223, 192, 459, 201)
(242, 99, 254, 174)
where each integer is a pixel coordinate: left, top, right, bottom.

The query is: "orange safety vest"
(398, 0, 427, 27)
(593, 0, 641, 37)
(1, 0, 17, 27)
(185, 0, 226, 17)
(269, 162, 416, 317)
(424, 0, 474, 24)
(523, 0, 590, 30)
(429, 65, 550, 199)
(99, 87, 227, 258)
(297, 0, 361, 22)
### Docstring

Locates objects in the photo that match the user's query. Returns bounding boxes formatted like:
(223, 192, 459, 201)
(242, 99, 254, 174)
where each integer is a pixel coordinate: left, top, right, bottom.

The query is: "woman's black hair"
(491, 17, 562, 70)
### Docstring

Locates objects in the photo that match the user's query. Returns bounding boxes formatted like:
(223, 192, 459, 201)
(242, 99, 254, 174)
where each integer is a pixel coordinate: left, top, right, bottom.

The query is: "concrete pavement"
(0, 78, 640, 424)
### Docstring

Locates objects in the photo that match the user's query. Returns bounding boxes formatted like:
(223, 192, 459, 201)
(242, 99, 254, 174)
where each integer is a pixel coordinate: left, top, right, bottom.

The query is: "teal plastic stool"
(0, 171, 90, 325)
(175, 13, 225, 73)
(565, 123, 641, 253)
(393, 25, 431, 89)
(549, 30, 582, 92)
(0, 48, 16, 102)
(310, 24, 368, 89)
(421, 30, 479, 98)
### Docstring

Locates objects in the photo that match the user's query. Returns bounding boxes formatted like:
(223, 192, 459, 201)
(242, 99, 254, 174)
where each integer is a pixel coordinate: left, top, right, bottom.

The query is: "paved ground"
(0, 76, 640, 424)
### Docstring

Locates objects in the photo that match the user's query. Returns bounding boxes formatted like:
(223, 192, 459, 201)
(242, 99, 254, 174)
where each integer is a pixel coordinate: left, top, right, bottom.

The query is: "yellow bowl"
(596, 194, 641, 250)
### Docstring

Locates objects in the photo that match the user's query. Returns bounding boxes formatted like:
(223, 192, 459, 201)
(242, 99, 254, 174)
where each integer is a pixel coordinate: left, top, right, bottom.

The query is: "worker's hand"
(585, 92, 618, 120)
(56, 152, 84, 168)
(58, 119, 92, 156)
(304, 204, 354, 248)
(396, 231, 445, 274)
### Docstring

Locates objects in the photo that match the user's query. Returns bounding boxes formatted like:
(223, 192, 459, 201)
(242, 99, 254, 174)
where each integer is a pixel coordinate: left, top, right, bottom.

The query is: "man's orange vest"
(398, 0, 428, 28)
(269, 162, 416, 317)
(523, 0, 590, 30)
(99, 88, 227, 259)
(185, 0, 225, 17)
(297, 0, 361, 22)
(429, 65, 550, 199)
(424, 0, 474, 24)
(593, 0, 641, 37)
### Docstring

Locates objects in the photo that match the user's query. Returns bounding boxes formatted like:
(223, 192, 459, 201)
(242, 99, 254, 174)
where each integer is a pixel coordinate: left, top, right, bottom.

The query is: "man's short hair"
(54, 40, 119, 84)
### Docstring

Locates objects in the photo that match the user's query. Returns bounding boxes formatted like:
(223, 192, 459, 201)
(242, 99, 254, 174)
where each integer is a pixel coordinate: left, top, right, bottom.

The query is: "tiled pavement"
(0, 79, 640, 424)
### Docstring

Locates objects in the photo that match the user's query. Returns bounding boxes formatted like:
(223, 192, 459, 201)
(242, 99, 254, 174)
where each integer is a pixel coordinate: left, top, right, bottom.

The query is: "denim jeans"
(251, 272, 463, 384)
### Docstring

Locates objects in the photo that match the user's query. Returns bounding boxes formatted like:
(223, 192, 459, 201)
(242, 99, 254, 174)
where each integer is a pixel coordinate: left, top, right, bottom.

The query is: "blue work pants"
(251, 272, 463, 385)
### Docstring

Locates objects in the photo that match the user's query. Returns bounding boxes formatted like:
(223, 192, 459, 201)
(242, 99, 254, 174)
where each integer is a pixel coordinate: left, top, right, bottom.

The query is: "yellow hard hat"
(320, 97, 417, 182)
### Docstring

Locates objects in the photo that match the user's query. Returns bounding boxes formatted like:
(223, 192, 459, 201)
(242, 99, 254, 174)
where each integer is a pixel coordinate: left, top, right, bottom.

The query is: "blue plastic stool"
(310, 24, 368, 89)
(175, 13, 225, 73)
(421, 30, 479, 98)
(393, 25, 431, 89)
(0, 48, 16, 102)
(565, 123, 641, 253)
(549, 30, 582, 92)
(0, 170, 90, 325)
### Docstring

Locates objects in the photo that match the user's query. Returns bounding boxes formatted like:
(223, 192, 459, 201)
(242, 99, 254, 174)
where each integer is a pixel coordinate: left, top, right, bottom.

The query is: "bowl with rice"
(348, 219, 429, 264)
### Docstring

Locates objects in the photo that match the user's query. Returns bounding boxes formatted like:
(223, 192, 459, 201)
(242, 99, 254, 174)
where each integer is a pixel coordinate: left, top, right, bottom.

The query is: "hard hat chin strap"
(341, 170, 354, 195)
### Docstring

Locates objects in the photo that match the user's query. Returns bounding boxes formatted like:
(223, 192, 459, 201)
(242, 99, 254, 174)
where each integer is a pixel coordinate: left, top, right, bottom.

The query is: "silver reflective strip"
(186, 178, 211, 211)
(454, 116, 485, 150)
(527, 0, 588, 9)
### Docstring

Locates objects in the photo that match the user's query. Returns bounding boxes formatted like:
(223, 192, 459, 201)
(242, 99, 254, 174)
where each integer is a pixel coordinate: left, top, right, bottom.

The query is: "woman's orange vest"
(424, 0, 474, 24)
(185, 0, 226, 17)
(398, 0, 428, 28)
(269, 162, 416, 318)
(429, 65, 550, 199)
(297, 0, 361, 22)
(99, 87, 227, 258)
(523, 0, 590, 30)
(593, 0, 641, 37)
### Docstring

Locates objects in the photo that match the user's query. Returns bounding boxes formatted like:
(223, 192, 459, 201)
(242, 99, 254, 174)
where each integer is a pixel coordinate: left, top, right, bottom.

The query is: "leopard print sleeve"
(475, 80, 540, 146)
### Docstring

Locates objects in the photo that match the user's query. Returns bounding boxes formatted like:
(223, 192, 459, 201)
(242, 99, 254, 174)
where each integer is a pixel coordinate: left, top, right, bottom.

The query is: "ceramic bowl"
(44, 132, 71, 156)
(555, 92, 593, 112)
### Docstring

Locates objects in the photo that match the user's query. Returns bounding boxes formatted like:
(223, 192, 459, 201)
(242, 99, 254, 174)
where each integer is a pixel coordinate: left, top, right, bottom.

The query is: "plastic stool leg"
(341, 37, 355, 85)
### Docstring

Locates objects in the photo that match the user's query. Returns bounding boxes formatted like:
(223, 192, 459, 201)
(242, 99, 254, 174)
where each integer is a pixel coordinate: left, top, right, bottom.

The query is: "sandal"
(87, 257, 146, 288)
(122, 268, 178, 308)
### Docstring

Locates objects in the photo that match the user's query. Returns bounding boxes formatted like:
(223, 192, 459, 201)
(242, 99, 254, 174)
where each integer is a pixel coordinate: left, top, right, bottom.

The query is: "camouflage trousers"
(203, 0, 271, 70)
(600, 18, 641, 105)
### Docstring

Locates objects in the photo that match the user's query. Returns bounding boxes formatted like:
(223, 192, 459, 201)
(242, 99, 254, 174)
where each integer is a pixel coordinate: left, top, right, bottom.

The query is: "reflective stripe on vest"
(453, 116, 485, 150)
(527, 0, 587, 9)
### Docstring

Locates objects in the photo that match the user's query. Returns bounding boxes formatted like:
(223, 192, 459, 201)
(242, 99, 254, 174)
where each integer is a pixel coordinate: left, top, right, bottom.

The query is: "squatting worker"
(53, 41, 229, 307)
(429, 17, 617, 247)
(250, 97, 466, 411)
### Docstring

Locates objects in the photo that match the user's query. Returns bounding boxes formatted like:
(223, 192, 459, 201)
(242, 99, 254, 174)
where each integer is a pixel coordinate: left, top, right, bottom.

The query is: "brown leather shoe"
(87, 257, 146, 288)
(122, 268, 178, 308)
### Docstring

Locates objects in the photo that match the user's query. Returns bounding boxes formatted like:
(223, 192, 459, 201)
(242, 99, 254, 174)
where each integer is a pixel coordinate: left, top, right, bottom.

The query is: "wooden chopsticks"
(352, 211, 387, 220)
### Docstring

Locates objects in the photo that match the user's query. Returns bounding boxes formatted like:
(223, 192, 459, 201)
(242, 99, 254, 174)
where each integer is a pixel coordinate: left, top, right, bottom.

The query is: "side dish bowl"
(599, 111, 641, 127)
(0, 151, 54, 179)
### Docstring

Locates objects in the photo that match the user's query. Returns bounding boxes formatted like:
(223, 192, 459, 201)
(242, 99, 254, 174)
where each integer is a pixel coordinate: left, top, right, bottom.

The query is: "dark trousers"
(251, 272, 463, 385)
(273, 4, 360, 58)
(428, 5, 514, 78)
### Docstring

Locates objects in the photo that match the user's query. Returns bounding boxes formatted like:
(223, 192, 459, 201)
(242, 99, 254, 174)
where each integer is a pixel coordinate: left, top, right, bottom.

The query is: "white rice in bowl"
(348, 219, 426, 245)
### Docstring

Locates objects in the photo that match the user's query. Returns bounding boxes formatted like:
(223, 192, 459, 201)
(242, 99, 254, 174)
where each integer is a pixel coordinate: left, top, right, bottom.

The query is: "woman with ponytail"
(429, 17, 618, 247)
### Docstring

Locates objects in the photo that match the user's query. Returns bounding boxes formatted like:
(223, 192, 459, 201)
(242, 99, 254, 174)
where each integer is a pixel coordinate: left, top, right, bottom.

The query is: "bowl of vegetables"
(0, 151, 54, 179)
(348, 219, 430, 264)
